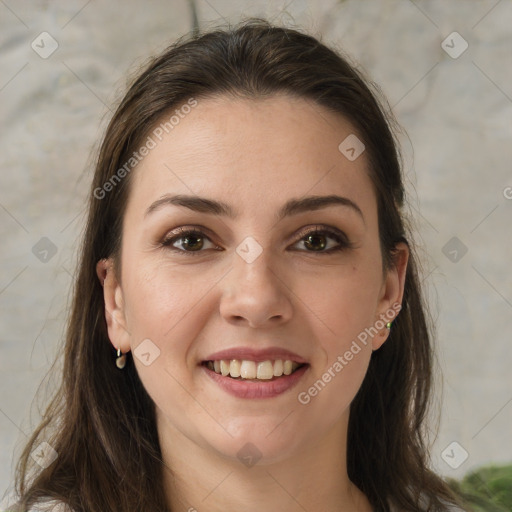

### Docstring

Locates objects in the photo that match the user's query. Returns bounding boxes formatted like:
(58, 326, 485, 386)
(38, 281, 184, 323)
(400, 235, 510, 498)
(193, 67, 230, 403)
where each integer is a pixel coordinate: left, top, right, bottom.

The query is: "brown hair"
(14, 18, 467, 512)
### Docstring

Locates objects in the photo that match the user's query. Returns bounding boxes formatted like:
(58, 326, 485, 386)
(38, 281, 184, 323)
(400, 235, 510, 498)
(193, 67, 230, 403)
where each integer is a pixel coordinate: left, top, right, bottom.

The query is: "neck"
(158, 411, 372, 512)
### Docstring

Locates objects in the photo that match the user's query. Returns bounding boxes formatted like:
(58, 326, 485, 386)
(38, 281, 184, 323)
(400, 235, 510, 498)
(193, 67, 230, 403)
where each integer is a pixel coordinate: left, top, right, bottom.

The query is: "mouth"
(200, 359, 310, 399)
(201, 359, 308, 381)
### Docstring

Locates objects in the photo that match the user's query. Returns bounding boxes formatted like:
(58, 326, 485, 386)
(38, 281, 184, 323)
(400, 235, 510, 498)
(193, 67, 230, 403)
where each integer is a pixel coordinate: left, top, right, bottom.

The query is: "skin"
(97, 94, 408, 512)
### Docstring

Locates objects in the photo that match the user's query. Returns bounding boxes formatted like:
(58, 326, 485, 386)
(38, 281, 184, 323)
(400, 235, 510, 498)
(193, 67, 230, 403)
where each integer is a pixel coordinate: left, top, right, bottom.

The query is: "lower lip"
(201, 364, 309, 399)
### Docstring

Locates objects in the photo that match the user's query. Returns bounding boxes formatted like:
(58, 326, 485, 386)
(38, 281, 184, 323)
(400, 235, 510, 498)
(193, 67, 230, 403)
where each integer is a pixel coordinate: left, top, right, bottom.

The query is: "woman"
(12, 19, 468, 512)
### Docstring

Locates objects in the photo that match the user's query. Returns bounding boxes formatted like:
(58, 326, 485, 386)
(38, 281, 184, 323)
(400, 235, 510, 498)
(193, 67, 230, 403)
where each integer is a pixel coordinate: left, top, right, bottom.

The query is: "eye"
(160, 225, 353, 256)
(291, 226, 352, 254)
(161, 227, 218, 254)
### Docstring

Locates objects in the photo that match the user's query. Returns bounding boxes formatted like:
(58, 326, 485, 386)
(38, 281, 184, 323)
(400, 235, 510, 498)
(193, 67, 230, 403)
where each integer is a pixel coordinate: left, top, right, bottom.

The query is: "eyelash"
(160, 225, 354, 256)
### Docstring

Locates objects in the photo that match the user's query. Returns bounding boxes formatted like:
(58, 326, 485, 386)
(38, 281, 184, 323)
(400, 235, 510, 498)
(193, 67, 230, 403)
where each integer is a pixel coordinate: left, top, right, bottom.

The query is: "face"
(98, 94, 408, 465)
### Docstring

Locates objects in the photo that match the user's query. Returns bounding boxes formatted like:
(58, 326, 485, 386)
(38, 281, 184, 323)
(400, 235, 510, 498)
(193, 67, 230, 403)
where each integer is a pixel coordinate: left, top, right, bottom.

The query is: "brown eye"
(162, 228, 217, 254)
(304, 233, 327, 251)
(180, 234, 204, 251)
(292, 226, 352, 254)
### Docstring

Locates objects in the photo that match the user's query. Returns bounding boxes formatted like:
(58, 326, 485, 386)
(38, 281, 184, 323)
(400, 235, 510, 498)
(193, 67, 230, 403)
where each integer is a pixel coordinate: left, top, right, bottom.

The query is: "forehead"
(128, 94, 376, 220)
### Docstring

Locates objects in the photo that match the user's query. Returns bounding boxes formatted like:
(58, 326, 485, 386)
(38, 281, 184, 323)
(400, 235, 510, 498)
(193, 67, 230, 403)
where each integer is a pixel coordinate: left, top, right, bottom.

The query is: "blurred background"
(1, 0, 511, 505)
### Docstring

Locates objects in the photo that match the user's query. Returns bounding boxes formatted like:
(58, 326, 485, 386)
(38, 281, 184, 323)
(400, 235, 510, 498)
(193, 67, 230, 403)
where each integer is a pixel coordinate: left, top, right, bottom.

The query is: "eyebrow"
(145, 194, 365, 223)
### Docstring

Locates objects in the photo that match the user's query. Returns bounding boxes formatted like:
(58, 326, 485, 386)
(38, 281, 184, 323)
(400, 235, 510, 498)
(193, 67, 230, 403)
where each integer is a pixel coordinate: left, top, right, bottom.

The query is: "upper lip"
(203, 347, 308, 364)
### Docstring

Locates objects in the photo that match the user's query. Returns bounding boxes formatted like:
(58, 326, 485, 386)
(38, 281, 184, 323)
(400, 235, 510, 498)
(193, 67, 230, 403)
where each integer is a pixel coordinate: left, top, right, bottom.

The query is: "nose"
(219, 248, 293, 328)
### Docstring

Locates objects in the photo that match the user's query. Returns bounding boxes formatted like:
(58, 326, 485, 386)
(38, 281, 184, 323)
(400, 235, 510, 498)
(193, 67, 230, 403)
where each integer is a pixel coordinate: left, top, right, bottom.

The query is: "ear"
(372, 241, 409, 351)
(96, 258, 131, 353)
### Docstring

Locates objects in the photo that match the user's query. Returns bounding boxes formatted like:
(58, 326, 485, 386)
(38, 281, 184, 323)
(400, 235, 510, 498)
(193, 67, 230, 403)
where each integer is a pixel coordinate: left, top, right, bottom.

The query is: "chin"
(203, 418, 311, 466)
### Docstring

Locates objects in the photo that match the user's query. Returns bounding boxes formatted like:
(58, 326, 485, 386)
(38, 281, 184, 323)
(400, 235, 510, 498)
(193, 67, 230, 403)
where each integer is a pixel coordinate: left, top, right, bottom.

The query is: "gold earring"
(116, 348, 127, 369)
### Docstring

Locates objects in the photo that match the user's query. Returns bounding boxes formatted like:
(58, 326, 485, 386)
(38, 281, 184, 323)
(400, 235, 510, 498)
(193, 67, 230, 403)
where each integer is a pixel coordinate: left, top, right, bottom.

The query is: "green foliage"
(446, 464, 512, 512)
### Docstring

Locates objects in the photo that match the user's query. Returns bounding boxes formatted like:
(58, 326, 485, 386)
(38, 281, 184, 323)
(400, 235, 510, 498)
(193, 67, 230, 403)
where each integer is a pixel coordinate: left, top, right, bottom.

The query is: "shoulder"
(33, 503, 71, 512)
(388, 497, 468, 512)
(389, 506, 468, 512)
(7, 500, 73, 512)
(437, 495, 468, 512)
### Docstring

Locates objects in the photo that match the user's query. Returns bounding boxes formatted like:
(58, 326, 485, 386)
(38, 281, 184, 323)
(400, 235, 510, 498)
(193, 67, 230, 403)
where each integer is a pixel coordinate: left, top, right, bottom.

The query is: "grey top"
(20, 500, 467, 512)
(6, 501, 72, 512)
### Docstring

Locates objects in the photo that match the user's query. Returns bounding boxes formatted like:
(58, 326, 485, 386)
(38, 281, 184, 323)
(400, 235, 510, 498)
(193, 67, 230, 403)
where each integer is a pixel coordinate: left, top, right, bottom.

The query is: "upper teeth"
(206, 359, 301, 379)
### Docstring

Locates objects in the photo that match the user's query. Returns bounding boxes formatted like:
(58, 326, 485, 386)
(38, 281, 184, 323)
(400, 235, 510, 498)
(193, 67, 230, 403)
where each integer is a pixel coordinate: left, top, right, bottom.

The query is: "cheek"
(120, 255, 230, 395)
(292, 257, 381, 409)
(294, 276, 376, 423)
(120, 260, 219, 417)
(122, 256, 218, 341)
(296, 258, 382, 344)
(118, 267, 196, 404)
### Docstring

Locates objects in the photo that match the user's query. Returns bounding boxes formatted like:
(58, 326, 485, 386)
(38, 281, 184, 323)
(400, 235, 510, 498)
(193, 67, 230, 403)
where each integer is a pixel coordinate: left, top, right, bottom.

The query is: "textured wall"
(1, 0, 511, 503)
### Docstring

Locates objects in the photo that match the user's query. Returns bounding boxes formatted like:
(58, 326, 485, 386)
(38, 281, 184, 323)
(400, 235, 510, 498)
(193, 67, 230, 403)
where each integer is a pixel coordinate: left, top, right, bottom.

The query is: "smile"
(203, 359, 305, 380)
(201, 359, 310, 399)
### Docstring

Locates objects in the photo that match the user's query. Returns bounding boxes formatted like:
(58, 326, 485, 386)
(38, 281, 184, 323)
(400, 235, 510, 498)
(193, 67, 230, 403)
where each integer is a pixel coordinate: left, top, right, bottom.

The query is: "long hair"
(14, 19, 467, 512)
